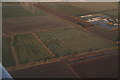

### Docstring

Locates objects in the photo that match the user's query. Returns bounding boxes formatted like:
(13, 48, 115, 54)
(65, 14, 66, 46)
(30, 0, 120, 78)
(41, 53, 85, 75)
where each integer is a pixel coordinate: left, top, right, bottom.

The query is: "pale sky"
(1, 0, 119, 2)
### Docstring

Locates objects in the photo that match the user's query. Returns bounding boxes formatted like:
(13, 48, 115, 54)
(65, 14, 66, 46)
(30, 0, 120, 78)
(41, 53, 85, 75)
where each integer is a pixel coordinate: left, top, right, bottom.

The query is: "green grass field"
(43, 3, 91, 16)
(36, 27, 116, 57)
(2, 37, 16, 67)
(36, 32, 72, 57)
(102, 9, 118, 18)
(70, 2, 117, 12)
(88, 26, 118, 42)
(3, 3, 47, 18)
(13, 34, 53, 64)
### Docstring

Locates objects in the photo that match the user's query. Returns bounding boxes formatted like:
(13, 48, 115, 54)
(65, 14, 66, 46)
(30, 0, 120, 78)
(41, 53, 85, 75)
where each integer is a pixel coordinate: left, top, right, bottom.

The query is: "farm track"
(64, 62, 80, 78)
(32, 32, 55, 56)
(34, 4, 94, 28)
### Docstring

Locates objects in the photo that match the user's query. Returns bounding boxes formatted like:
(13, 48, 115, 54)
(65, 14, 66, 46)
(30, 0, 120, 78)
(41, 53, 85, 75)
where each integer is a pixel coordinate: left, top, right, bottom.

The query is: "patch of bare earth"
(71, 54, 118, 78)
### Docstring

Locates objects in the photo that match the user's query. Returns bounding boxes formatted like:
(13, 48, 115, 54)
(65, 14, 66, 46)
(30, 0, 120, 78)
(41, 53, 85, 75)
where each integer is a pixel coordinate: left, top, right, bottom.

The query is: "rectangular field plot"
(88, 26, 118, 42)
(13, 34, 53, 64)
(42, 3, 91, 16)
(36, 32, 72, 57)
(70, 2, 117, 12)
(36, 28, 116, 57)
(2, 37, 16, 67)
(71, 54, 118, 78)
(3, 3, 47, 18)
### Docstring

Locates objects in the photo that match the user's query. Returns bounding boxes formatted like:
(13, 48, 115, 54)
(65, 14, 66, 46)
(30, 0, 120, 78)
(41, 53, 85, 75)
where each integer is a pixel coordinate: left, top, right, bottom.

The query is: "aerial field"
(2, 2, 118, 78)
(102, 9, 118, 18)
(13, 34, 54, 64)
(36, 27, 116, 57)
(2, 3, 47, 18)
(70, 2, 118, 12)
(3, 15, 73, 35)
(71, 54, 118, 78)
(3, 3, 75, 35)
(9, 62, 77, 78)
(42, 3, 91, 16)
(42, 2, 118, 16)
(36, 32, 72, 57)
(88, 26, 118, 42)
(2, 37, 16, 67)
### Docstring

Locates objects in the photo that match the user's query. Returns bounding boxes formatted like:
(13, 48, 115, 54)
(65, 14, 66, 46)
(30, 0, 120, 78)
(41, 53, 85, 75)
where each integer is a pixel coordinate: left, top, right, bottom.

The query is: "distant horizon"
(1, 0, 119, 2)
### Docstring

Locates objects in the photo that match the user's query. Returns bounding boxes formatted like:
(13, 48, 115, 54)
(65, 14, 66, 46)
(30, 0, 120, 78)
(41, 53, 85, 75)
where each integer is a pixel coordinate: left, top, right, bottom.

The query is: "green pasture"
(102, 9, 118, 18)
(36, 27, 116, 57)
(89, 26, 118, 42)
(2, 37, 16, 67)
(43, 3, 91, 16)
(2, 3, 47, 18)
(13, 34, 53, 64)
